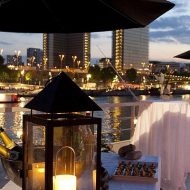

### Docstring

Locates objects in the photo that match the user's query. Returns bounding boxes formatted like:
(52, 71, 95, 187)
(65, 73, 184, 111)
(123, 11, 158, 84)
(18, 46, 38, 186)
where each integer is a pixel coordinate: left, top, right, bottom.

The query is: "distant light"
(0, 94, 6, 101)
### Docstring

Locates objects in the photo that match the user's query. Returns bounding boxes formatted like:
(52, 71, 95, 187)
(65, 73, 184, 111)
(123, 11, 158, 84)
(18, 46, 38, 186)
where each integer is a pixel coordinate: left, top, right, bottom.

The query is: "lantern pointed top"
(24, 72, 102, 113)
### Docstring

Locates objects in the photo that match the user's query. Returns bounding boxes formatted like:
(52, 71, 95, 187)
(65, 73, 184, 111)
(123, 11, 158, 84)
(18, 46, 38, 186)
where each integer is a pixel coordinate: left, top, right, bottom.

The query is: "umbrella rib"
(99, 0, 143, 26)
(0, 0, 12, 6)
(96, 44, 139, 101)
(40, 0, 66, 31)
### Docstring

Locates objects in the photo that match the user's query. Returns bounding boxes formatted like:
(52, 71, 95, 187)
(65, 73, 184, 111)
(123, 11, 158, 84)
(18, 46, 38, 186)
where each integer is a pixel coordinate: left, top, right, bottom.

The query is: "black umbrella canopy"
(0, 0, 174, 33)
(24, 72, 102, 113)
(174, 50, 190, 60)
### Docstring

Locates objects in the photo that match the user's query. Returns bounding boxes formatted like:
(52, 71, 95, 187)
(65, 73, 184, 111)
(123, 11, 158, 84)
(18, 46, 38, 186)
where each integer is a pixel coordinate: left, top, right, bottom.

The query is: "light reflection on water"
(1, 95, 190, 144)
(0, 100, 29, 144)
(93, 95, 190, 142)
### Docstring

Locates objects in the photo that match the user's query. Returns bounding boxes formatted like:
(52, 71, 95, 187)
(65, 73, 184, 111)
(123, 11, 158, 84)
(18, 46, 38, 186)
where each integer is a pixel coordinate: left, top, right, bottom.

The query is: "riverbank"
(16, 87, 190, 98)
(84, 89, 149, 96)
(84, 88, 190, 97)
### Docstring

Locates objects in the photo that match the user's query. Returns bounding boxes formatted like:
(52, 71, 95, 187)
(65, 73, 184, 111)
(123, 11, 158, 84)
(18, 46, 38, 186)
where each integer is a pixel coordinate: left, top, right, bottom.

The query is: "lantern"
(22, 72, 102, 190)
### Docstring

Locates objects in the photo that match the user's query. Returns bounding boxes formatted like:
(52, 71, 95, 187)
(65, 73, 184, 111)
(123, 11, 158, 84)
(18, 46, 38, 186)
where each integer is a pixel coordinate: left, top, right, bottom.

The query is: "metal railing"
(98, 102, 140, 145)
(1, 101, 141, 152)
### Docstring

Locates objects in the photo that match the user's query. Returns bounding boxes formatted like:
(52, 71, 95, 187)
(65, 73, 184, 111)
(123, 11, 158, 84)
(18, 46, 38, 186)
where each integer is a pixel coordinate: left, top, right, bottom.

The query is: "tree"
(125, 68, 137, 82)
(25, 72, 32, 84)
(0, 55, 4, 66)
(101, 66, 116, 83)
(88, 65, 101, 82)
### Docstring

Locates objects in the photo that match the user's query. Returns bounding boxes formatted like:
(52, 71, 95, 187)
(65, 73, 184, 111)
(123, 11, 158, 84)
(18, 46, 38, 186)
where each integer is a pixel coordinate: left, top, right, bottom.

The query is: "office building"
(112, 27, 149, 73)
(7, 55, 23, 66)
(27, 48, 43, 67)
(43, 33, 90, 70)
(98, 58, 112, 69)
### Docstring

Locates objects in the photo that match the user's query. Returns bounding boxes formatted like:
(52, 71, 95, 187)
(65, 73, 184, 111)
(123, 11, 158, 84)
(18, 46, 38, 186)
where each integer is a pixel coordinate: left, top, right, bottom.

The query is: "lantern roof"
(24, 72, 102, 113)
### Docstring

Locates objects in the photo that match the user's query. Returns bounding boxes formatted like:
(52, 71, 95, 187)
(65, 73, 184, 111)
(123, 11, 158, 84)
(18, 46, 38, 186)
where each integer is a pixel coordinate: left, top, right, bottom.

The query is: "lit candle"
(32, 163, 45, 189)
(53, 175, 76, 190)
(93, 170, 96, 190)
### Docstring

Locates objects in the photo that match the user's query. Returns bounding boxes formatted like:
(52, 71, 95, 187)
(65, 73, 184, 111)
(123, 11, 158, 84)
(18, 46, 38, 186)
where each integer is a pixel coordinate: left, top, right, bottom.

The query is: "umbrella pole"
(96, 45, 139, 101)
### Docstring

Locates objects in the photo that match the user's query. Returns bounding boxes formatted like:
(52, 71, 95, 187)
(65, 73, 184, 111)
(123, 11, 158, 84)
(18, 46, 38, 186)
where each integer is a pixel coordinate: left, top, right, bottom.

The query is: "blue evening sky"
(0, 0, 189, 63)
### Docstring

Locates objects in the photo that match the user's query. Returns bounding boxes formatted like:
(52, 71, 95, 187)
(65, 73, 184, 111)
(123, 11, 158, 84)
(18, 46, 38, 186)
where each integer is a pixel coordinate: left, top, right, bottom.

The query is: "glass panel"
(53, 125, 96, 190)
(25, 122, 45, 190)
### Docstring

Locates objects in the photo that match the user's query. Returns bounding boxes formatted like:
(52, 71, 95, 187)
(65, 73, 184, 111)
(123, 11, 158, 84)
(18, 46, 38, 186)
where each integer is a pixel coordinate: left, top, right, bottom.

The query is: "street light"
(15, 50, 21, 67)
(59, 54, 65, 70)
(84, 61, 90, 70)
(77, 60, 81, 68)
(141, 62, 145, 69)
(20, 69, 25, 83)
(72, 55, 77, 68)
(31, 56, 36, 67)
(86, 74, 91, 82)
(0, 49, 3, 55)
(48, 71, 52, 79)
(166, 64, 170, 70)
(149, 63, 153, 74)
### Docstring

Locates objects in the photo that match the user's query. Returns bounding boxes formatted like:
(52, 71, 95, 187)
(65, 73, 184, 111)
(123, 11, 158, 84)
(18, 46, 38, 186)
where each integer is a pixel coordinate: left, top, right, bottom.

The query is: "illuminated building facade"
(27, 48, 43, 67)
(112, 30, 124, 73)
(7, 55, 23, 66)
(98, 58, 112, 69)
(43, 33, 90, 70)
(112, 27, 149, 73)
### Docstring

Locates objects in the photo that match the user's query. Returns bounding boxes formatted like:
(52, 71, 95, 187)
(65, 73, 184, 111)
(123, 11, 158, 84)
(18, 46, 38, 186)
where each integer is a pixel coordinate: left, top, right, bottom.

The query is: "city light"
(59, 54, 65, 69)
(72, 55, 77, 68)
(0, 49, 3, 55)
(15, 50, 21, 67)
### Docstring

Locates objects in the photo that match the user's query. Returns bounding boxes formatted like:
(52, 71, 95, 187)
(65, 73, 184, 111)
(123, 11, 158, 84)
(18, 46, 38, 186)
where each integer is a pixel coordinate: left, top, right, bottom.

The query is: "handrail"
(1, 102, 140, 142)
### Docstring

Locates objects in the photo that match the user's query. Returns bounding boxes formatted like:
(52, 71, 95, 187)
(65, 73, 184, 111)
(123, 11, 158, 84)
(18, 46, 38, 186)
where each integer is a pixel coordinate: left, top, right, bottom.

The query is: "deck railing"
(97, 102, 141, 152)
(0, 101, 141, 152)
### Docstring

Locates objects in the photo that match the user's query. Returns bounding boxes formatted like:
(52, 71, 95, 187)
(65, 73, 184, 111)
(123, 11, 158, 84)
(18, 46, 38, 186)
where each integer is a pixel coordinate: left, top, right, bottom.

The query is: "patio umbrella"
(0, 0, 174, 33)
(174, 50, 190, 60)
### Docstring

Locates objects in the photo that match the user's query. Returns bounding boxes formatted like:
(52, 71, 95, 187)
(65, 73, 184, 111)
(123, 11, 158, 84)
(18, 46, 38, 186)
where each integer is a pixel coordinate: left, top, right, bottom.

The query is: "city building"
(112, 27, 149, 73)
(98, 58, 112, 69)
(6, 55, 23, 66)
(27, 48, 43, 68)
(150, 61, 181, 73)
(43, 33, 90, 70)
(184, 63, 190, 72)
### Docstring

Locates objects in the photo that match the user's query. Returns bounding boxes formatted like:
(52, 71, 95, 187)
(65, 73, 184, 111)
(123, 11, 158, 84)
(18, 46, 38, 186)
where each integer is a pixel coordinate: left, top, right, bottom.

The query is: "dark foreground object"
(118, 144, 142, 160)
(1, 158, 22, 187)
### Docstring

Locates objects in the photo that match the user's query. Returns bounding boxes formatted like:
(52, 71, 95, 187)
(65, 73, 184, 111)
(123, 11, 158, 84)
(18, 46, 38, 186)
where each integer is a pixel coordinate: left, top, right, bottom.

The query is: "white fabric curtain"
(132, 100, 190, 190)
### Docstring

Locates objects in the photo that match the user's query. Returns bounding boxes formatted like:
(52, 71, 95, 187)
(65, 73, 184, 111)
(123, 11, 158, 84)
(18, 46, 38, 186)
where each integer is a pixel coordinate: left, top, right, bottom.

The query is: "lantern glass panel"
(24, 122, 45, 190)
(53, 124, 96, 190)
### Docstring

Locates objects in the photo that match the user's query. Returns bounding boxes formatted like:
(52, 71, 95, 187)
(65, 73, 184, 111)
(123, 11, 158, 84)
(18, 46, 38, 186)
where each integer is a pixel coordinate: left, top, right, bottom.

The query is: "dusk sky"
(0, 0, 189, 63)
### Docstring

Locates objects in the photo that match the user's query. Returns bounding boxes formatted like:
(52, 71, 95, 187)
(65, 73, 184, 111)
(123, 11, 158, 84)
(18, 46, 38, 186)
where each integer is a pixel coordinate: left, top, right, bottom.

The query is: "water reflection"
(0, 100, 28, 144)
(1, 95, 190, 144)
(94, 95, 190, 142)
(94, 96, 135, 142)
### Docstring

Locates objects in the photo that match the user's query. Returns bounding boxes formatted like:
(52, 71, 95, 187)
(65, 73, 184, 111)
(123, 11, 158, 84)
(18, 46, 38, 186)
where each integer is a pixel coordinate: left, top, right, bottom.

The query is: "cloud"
(0, 41, 12, 45)
(150, 37, 179, 44)
(0, 32, 42, 56)
(149, 15, 190, 44)
(91, 32, 112, 58)
(91, 33, 100, 39)
(150, 27, 174, 32)
(91, 32, 112, 39)
(161, 0, 190, 18)
(149, 41, 190, 62)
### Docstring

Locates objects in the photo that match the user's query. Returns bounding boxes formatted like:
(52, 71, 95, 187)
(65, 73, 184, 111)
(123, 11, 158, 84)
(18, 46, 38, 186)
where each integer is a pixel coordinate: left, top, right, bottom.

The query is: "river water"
(1, 94, 190, 144)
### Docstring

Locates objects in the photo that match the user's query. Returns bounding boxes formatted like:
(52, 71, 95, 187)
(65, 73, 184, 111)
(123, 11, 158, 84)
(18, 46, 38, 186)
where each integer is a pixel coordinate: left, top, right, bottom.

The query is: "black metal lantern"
(22, 72, 102, 190)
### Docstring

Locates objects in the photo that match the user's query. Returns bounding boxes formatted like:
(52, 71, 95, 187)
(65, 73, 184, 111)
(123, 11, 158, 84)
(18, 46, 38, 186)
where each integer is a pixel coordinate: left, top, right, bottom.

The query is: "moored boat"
(0, 93, 20, 103)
